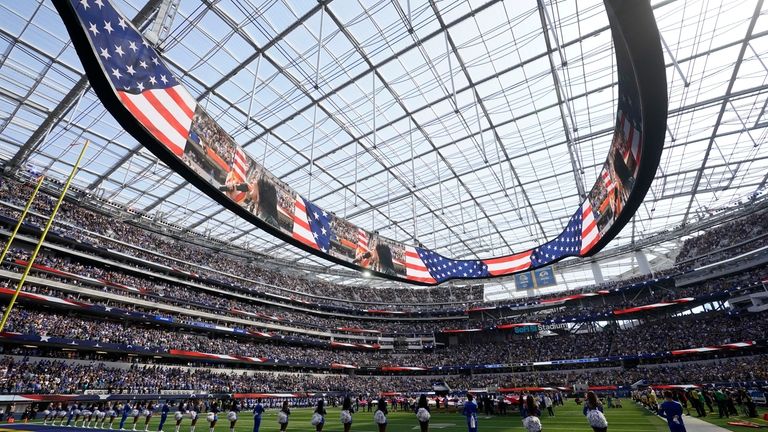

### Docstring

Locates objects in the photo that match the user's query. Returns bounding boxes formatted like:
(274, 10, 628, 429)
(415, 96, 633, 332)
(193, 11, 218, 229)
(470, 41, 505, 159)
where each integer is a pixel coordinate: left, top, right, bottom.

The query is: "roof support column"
(635, 250, 652, 276)
(590, 260, 604, 284)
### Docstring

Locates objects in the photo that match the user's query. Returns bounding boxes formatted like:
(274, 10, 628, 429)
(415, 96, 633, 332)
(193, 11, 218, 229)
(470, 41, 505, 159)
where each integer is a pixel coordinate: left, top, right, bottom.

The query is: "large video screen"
(55, 0, 667, 285)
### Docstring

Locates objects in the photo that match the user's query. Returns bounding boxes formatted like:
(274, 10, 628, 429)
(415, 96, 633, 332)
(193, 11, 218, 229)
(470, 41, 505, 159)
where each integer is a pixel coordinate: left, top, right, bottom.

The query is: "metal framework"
(1, 0, 767, 287)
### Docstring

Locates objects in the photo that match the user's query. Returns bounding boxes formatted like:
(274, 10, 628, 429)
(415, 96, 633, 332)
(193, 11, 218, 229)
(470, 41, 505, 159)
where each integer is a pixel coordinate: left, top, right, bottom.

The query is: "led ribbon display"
(54, 0, 667, 285)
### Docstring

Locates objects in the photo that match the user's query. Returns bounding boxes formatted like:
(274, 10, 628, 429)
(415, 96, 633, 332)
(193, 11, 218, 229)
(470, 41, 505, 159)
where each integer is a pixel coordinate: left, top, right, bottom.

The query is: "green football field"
(28, 402, 768, 432)
(695, 405, 768, 431)
(109, 403, 672, 432)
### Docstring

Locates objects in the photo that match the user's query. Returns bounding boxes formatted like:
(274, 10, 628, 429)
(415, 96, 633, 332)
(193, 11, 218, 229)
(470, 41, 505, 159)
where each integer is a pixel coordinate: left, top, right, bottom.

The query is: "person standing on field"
(462, 394, 479, 432)
(658, 391, 686, 432)
(416, 395, 431, 432)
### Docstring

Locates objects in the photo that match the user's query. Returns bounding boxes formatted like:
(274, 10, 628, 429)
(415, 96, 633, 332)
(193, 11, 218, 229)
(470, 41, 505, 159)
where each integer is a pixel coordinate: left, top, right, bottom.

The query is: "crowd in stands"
(0, 354, 765, 395)
(0, 179, 482, 308)
(0, 270, 442, 336)
(4, 244, 766, 338)
(676, 208, 768, 266)
(3, 178, 767, 316)
(495, 265, 767, 325)
(1, 177, 768, 401)
(2, 302, 766, 368)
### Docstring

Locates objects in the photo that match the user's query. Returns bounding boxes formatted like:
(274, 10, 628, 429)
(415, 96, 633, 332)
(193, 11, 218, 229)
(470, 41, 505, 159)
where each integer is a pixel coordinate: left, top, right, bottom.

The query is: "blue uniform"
(119, 403, 132, 429)
(66, 406, 76, 426)
(252, 404, 264, 432)
(658, 401, 686, 432)
(462, 400, 478, 432)
(158, 403, 170, 431)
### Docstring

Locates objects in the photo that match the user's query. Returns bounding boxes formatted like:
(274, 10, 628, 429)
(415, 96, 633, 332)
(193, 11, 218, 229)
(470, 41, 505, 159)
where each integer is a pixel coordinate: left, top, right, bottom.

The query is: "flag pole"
(0, 175, 46, 265)
(0, 140, 89, 332)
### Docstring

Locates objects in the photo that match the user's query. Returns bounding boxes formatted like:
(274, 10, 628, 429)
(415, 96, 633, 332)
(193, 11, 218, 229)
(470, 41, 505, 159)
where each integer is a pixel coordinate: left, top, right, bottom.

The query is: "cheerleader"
(173, 401, 185, 432)
(95, 404, 107, 429)
(206, 401, 220, 432)
(91, 403, 101, 428)
(70, 403, 83, 427)
(277, 401, 290, 432)
(416, 395, 431, 432)
(188, 400, 201, 432)
(79, 404, 92, 428)
(311, 400, 326, 432)
(374, 399, 388, 432)
(107, 403, 118, 430)
(54, 403, 68, 426)
(142, 402, 154, 432)
(42, 403, 54, 425)
(252, 399, 265, 432)
(157, 401, 171, 432)
(226, 401, 239, 432)
(340, 396, 354, 432)
(119, 402, 132, 431)
(131, 402, 142, 431)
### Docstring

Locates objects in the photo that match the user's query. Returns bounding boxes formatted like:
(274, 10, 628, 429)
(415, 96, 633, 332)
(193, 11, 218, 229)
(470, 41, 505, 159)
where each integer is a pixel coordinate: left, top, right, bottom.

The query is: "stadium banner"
(441, 323, 541, 334)
(54, 0, 666, 285)
(532, 267, 557, 288)
(514, 272, 535, 290)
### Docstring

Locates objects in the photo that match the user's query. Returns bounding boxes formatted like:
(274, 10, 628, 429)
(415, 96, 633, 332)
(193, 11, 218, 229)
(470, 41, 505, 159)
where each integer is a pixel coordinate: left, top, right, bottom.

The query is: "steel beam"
(4, 0, 165, 173)
(682, 0, 764, 225)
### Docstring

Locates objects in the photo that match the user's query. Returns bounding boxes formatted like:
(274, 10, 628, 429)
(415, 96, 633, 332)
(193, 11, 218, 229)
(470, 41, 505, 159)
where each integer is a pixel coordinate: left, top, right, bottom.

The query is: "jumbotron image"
(0, 0, 767, 432)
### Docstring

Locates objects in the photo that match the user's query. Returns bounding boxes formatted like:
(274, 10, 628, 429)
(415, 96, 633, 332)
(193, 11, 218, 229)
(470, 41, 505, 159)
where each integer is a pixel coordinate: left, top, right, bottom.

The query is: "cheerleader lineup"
(36, 396, 454, 432)
(39, 400, 242, 432)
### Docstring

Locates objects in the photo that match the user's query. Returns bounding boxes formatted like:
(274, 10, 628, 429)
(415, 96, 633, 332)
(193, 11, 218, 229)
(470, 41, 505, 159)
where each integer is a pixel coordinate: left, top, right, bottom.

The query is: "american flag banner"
(232, 148, 248, 183)
(580, 200, 600, 254)
(67, 0, 196, 157)
(230, 147, 248, 203)
(415, 248, 489, 284)
(483, 251, 532, 276)
(530, 208, 582, 267)
(405, 246, 437, 284)
(357, 228, 369, 251)
(292, 196, 333, 253)
(292, 196, 317, 250)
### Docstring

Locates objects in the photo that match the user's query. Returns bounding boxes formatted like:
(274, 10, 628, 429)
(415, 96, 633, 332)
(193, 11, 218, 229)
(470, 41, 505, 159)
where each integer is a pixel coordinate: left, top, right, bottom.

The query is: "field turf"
(697, 405, 768, 431)
(12, 402, 679, 432)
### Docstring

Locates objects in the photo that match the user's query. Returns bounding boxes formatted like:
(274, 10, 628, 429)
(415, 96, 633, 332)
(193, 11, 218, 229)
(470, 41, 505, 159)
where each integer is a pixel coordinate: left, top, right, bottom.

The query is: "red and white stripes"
(117, 85, 195, 157)
(292, 196, 318, 249)
(580, 200, 600, 255)
(483, 251, 533, 276)
(405, 246, 436, 284)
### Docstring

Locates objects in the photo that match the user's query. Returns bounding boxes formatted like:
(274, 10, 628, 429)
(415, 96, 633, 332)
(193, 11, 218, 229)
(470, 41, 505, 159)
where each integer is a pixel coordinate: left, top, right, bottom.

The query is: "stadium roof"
(1, 0, 767, 288)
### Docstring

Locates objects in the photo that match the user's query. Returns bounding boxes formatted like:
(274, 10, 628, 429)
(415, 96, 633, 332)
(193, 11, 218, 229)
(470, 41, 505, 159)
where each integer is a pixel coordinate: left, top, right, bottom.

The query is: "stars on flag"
(304, 199, 334, 254)
(530, 209, 583, 267)
(416, 248, 488, 283)
(72, 0, 180, 94)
